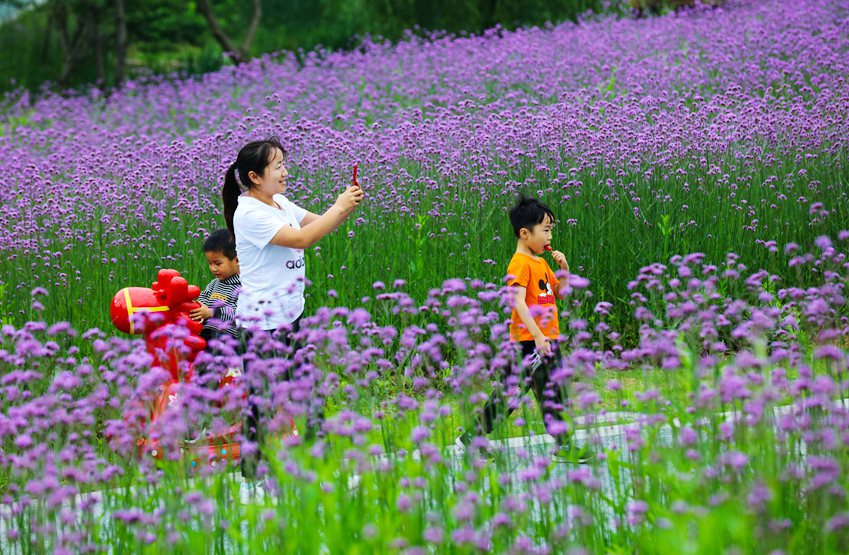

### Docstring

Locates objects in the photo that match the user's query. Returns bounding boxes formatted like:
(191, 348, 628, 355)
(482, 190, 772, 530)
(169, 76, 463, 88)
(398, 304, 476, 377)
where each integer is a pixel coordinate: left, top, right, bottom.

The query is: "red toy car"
(110, 269, 295, 467)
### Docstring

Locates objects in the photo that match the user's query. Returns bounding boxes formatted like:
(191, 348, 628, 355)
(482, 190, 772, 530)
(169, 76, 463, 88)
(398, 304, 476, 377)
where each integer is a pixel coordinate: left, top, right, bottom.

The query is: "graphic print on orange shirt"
(506, 253, 561, 342)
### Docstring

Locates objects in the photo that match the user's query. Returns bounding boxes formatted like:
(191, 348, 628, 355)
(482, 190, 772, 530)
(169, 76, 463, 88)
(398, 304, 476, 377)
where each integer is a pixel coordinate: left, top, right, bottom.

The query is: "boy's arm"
(555, 277, 569, 299)
(550, 251, 570, 299)
(189, 280, 216, 322)
(512, 286, 552, 355)
(212, 304, 236, 323)
(196, 279, 214, 305)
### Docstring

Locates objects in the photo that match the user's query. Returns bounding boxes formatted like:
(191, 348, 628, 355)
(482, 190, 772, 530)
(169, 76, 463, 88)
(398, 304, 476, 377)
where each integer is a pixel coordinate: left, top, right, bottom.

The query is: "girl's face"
(249, 148, 288, 196)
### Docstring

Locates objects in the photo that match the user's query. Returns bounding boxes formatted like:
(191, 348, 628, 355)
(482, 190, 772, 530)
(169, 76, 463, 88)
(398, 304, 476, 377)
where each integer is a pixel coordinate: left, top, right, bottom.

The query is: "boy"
(189, 229, 241, 343)
(180, 229, 241, 444)
(457, 196, 590, 463)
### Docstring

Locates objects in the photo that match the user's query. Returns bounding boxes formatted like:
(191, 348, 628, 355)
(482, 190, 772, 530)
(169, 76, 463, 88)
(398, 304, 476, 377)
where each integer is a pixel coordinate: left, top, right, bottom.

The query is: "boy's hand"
(551, 250, 569, 272)
(189, 303, 213, 322)
(335, 185, 364, 213)
(534, 336, 552, 357)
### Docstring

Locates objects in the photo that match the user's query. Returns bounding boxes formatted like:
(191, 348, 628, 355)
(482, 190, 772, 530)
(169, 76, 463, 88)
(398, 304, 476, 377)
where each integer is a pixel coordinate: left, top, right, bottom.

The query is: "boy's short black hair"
(509, 195, 556, 237)
(203, 229, 237, 260)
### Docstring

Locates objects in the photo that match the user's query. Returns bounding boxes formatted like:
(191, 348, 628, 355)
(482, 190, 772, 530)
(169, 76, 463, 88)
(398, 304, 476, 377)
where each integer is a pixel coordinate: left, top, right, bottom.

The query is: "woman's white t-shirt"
(233, 193, 307, 330)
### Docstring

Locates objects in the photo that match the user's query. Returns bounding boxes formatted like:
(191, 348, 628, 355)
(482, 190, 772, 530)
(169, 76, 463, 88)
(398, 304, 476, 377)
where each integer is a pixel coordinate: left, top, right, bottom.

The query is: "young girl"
(222, 137, 363, 485)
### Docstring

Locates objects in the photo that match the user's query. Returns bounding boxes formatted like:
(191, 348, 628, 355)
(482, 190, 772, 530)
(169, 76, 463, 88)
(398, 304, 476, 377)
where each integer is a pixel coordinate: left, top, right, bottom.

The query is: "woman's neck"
(248, 189, 277, 207)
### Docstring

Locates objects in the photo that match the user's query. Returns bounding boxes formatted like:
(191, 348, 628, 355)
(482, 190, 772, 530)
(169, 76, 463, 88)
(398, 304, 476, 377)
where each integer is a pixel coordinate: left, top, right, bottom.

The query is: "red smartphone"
(351, 162, 359, 187)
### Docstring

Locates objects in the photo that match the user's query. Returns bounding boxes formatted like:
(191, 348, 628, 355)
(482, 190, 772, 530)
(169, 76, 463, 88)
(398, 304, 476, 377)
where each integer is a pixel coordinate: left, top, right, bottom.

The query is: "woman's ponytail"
(222, 162, 241, 235)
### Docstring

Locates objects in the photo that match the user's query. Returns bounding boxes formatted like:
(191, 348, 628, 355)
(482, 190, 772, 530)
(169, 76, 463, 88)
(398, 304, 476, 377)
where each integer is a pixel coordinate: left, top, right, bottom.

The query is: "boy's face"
(205, 250, 239, 281)
(520, 214, 554, 255)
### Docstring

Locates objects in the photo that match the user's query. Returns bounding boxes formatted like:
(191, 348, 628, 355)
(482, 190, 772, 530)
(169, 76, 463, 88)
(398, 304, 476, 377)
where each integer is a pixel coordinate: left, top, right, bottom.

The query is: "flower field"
(1, 0, 849, 552)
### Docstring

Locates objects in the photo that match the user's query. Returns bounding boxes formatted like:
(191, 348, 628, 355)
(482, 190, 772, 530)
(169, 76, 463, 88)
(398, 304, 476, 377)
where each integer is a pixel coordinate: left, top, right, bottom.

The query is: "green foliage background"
(0, 0, 608, 94)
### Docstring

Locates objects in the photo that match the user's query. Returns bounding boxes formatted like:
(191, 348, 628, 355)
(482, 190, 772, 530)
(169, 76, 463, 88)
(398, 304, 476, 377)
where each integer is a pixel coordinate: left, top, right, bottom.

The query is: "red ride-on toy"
(110, 268, 295, 468)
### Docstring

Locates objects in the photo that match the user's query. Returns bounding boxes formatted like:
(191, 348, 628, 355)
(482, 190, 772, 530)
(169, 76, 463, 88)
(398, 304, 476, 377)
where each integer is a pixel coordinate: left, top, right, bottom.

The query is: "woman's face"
(250, 148, 288, 196)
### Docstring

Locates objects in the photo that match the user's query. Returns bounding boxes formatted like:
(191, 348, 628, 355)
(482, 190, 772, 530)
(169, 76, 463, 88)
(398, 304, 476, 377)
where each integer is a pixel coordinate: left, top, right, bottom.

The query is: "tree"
(113, 0, 127, 86)
(23, 0, 121, 87)
(42, 1, 103, 85)
(195, 0, 261, 65)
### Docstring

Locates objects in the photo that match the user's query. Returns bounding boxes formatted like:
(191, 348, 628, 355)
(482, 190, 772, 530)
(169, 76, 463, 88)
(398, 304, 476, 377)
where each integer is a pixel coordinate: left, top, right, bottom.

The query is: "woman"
(222, 137, 363, 485)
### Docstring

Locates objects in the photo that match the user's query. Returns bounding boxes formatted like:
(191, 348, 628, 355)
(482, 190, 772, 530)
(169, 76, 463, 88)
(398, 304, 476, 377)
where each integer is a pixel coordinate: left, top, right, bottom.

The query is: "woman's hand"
(335, 185, 364, 213)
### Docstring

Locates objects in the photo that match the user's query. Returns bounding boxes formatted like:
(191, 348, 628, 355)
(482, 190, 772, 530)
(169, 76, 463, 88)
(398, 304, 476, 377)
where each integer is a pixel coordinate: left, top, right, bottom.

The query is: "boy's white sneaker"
(527, 351, 543, 373)
(238, 480, 268, 505)
(454, 430, 494, 459)
(182, 427, 208, 445)
(331, 470, 362, 491)
(454, 430, 473, 451)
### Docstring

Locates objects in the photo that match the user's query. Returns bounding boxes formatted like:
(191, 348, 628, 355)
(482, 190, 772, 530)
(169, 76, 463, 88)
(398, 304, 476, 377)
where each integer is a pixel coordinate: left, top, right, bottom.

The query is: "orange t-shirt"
(507, 252, 561, 342)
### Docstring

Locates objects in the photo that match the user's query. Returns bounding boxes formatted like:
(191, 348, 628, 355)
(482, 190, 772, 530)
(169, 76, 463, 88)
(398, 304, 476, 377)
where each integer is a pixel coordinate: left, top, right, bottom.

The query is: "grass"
(1, 150, 846, 344)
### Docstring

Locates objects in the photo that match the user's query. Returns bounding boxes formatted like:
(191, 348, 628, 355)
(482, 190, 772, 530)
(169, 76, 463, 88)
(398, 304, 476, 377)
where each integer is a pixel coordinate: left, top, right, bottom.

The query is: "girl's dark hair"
(509, 195, 556, 237)
(222, 137, 286, 234)
(203, 229, 237, 260)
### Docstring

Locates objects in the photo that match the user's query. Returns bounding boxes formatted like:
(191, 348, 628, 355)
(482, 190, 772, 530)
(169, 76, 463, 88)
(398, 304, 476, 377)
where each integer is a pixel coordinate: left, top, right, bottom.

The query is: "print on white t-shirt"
(233, 193, 307, 330)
